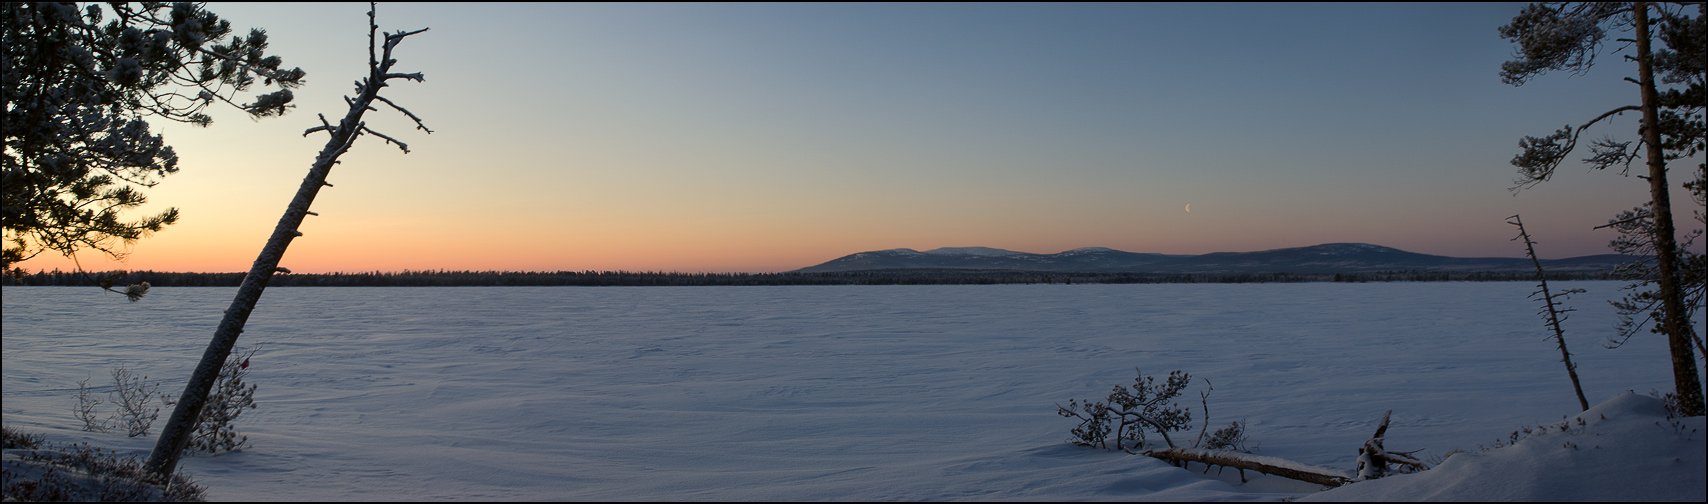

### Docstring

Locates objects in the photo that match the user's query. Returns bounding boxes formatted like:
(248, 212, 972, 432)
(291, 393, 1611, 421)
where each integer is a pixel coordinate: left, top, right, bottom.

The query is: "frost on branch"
(186, 348, 258, 455)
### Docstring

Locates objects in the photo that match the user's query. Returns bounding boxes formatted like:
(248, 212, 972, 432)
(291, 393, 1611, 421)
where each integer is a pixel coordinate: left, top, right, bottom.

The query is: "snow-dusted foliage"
(1, 2, 304, 268)
(185, 349, 257, 455)
(1, 427, 206, 501)
(1199, 419, 1251, 452)
(1058, 369, 1196, 452)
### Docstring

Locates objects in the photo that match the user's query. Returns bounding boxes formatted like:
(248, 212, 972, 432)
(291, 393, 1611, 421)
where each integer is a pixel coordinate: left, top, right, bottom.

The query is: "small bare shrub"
(107, 367, 161, 437)
(74, 378, 107, 433)
(2, 426, 45, 449)
(1662, 391, 1687, 419)
(73, 367, 163, 437)
(66, 348, 260, 455)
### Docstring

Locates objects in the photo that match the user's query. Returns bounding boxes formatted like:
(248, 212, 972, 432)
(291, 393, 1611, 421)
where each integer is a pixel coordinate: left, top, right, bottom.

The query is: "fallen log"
(1145, 448, 1353, 488)
(1146, 409, 1430, 488)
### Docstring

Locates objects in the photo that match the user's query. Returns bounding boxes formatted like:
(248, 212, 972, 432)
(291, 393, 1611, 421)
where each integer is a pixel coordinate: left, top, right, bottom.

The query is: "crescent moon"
(1185, 203, 1191, 213)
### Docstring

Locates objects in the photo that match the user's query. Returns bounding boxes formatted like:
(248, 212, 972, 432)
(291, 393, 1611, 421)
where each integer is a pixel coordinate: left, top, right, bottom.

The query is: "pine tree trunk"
(1633, 2, 1706, 417)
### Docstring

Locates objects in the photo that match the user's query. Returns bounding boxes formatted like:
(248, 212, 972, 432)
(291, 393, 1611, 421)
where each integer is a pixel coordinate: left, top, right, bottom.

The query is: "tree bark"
(1633, 1, 1706, 417)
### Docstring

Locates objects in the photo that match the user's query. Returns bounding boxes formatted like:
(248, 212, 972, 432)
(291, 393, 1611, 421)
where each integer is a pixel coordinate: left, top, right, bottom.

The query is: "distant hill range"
(796, 243, 1638, 275)
(5, 242, 1637, 288)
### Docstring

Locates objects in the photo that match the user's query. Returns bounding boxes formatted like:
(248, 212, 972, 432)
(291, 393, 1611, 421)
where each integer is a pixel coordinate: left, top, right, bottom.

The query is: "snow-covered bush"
(185, 348, 257, 455)
(1199, 420, 1251, 452)
(1059, 369, 1259, 454)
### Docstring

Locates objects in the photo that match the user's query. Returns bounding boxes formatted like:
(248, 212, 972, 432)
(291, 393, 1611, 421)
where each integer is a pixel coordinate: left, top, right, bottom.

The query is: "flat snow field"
(2, 283, 1701, 500)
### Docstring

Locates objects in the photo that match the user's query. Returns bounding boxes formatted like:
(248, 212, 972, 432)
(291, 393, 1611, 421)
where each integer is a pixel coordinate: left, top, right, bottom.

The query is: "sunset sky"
(20, 2, 1705, 274)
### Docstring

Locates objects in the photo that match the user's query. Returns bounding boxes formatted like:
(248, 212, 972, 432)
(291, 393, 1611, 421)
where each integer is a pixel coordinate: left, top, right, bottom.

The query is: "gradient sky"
(21, 2, 1705, 274)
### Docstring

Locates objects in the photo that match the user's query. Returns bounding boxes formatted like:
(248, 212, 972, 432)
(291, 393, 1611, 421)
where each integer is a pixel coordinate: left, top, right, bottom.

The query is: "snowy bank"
(1303, 392, 1706, 502)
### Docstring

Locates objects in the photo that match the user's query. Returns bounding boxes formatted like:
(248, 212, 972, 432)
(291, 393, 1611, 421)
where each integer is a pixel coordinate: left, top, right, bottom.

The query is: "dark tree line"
(2, 267, 1620, 288)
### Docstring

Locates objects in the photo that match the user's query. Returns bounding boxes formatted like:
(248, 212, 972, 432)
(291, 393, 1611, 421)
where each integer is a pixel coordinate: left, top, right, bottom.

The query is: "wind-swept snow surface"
(3, 283, 1703, 500)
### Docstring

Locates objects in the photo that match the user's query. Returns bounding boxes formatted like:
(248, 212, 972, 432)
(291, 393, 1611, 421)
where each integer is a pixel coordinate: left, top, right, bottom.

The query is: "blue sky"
(28, 2, 1701, 273)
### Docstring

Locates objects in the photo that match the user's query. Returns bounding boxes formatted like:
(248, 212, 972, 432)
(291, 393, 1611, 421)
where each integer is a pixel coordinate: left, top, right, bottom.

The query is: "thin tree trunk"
(1634, 1, 1706, 417)
(142, 81, 369, 481)
(1510, 214, 1591, 412)
(144, 5, 429, 479)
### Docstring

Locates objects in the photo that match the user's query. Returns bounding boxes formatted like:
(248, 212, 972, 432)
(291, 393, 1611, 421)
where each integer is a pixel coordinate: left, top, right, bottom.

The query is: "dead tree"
(1353, 410, 1428, 480)
(1061, 372, 1429, 487)
(1509, 214, 1591, 412)
(144, 4, 430, 481)
(1145, 410, 1427, 489)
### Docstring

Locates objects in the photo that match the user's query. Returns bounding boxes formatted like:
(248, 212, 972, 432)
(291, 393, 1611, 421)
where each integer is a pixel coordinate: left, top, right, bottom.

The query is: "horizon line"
(4, 241, 1637, 277)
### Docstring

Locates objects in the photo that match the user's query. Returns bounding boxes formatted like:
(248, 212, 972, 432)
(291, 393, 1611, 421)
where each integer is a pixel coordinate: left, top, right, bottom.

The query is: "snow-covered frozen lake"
(0, 282, 1690, 500)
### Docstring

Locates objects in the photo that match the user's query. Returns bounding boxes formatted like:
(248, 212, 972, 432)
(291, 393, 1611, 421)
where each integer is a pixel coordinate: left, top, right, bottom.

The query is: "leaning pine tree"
(144, 3, 430, 480)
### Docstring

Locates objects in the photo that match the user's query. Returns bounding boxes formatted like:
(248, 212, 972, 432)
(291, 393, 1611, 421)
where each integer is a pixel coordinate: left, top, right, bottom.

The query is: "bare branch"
(1581, 105, 1644, 131)
(361, 125, 410, 154)
(1593, 208, 1654, 229)
(368, 3, 379, 71)
(374, 95, 434, 133)
(389, 28, 431, 40)
(1584, 137, 1643, 174)
(302, 113, 336, 137)
(1194, 379, 1213, 449)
